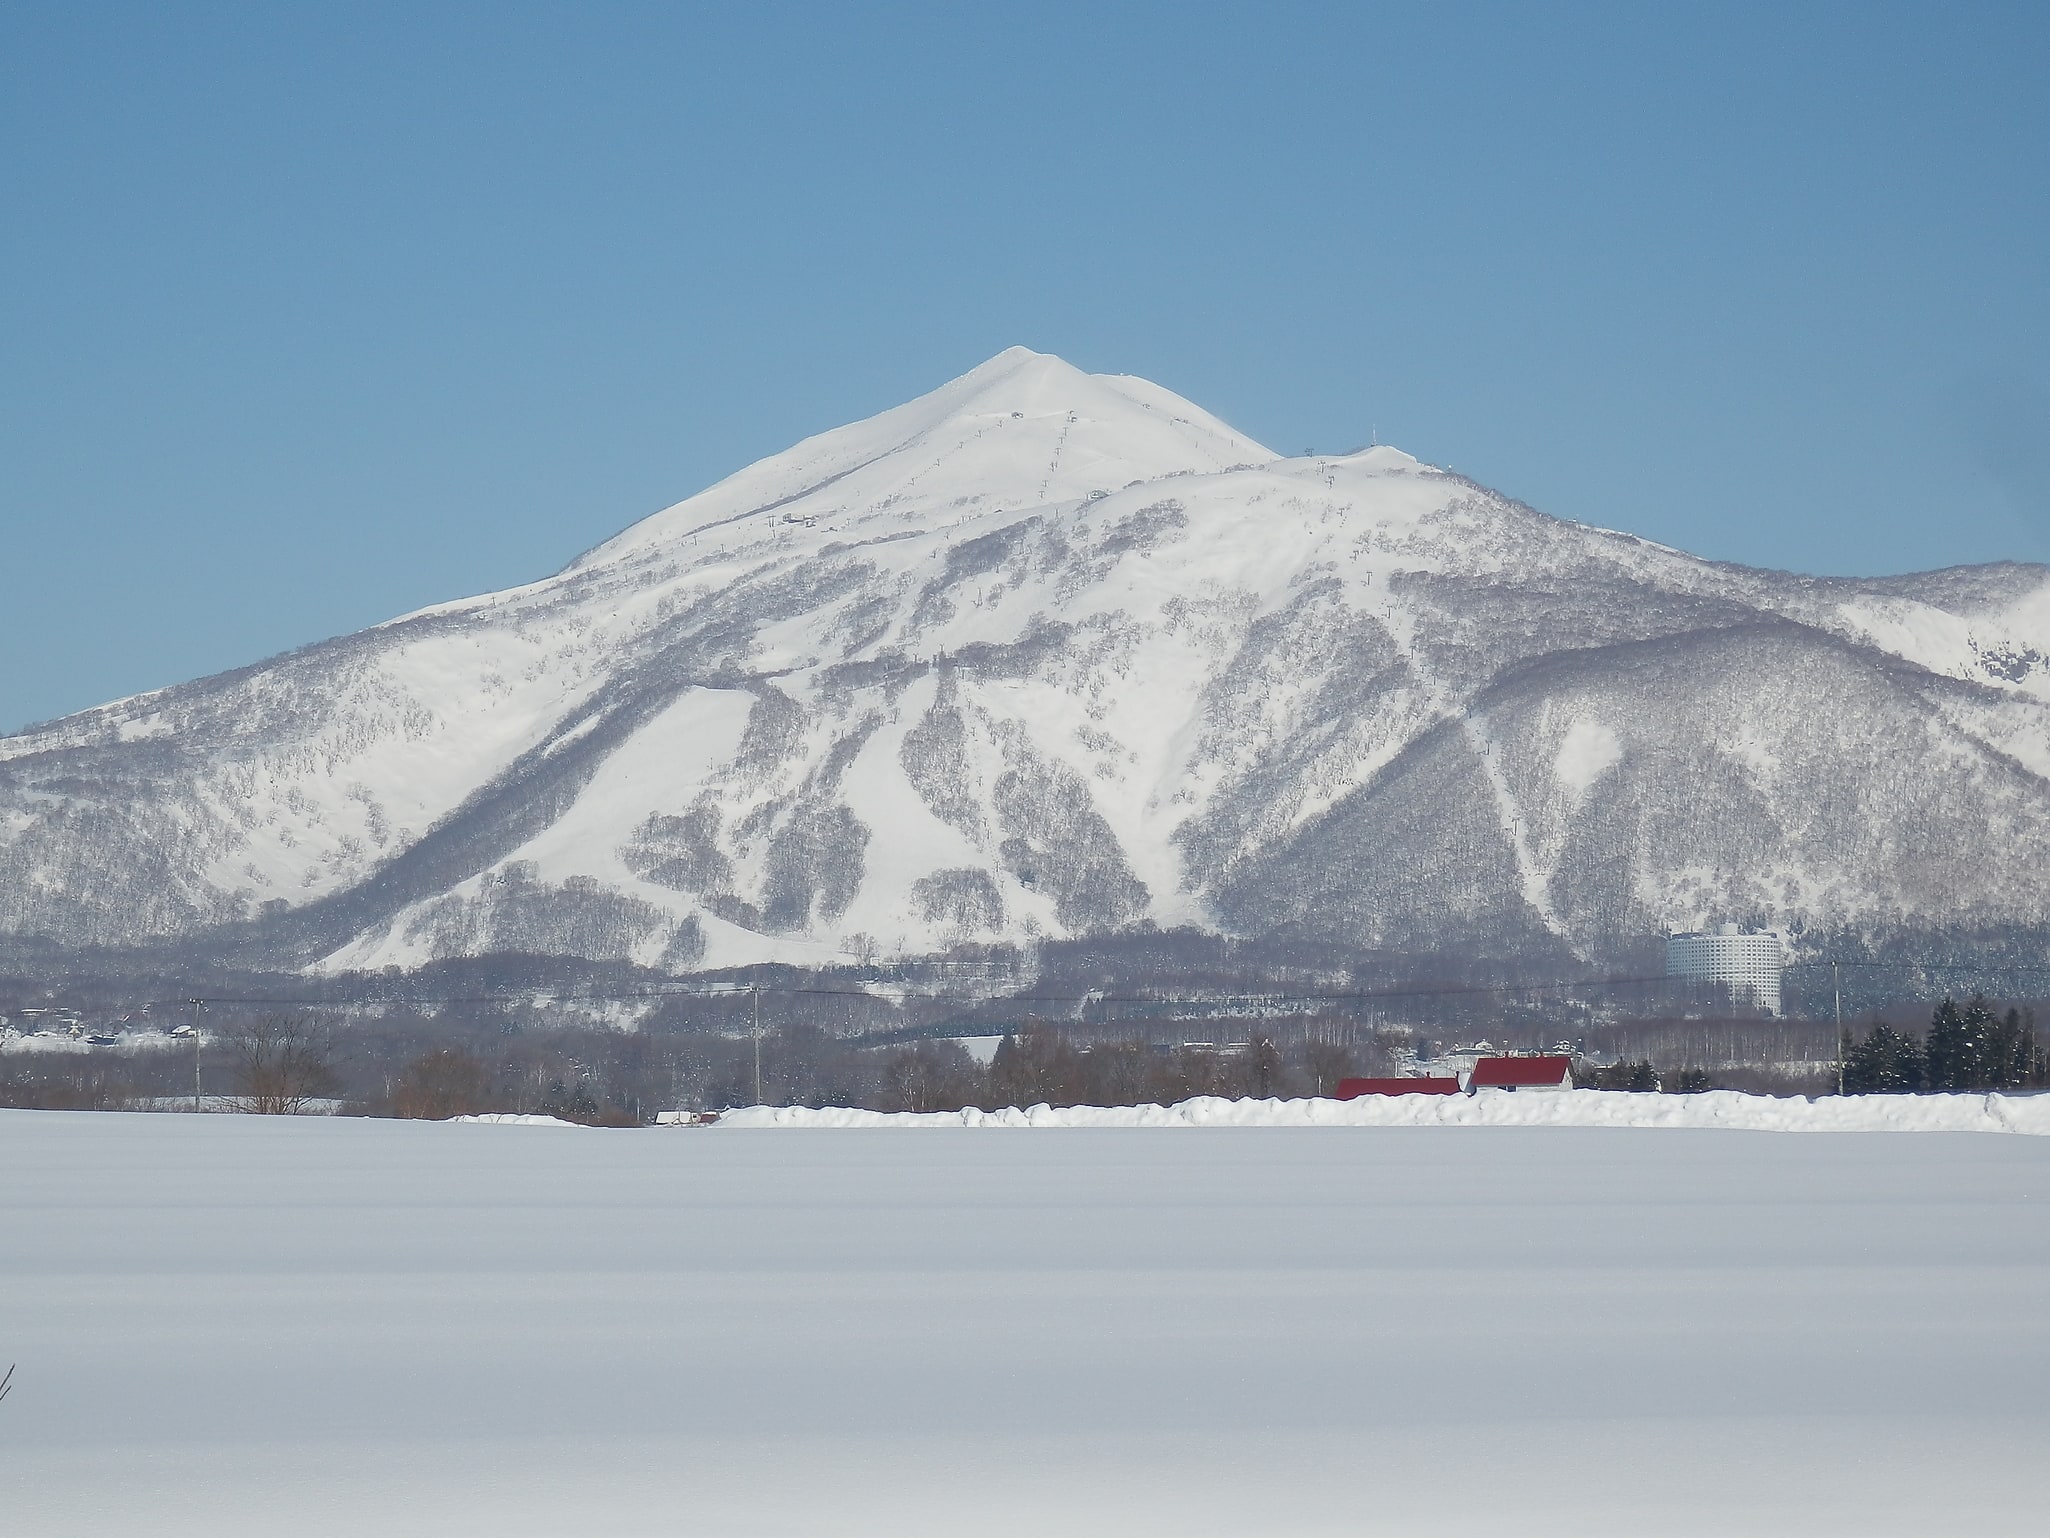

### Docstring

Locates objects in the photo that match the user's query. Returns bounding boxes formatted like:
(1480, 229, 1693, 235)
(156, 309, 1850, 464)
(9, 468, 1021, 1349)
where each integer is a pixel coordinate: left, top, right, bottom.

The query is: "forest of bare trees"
(0, 1001, 1961, 1123)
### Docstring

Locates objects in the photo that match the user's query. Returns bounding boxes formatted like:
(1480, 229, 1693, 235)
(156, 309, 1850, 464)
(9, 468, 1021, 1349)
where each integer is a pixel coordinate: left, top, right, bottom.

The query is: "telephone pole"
(190, 998, 204, 1113)
(751, 984, 763, 1107)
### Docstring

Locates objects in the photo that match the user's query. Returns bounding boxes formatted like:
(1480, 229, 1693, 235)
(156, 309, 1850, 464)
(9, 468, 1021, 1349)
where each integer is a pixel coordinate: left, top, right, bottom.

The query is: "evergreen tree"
(1842, 1023, 1925, 1093)
(1247, 1033, 1285, 1099)
(1589, 1059, 1660, 1091)
(1986, 1007, 2041, 1089)
(1959, 996, 1999, 1088)
(1924, 998, 1972, 1090)
(1923, 996, 2036, 1090)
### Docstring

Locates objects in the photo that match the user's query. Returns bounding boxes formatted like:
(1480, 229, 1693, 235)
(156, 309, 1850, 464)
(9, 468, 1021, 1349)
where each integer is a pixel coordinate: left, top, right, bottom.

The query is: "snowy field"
(7, 1110, 2050, 1535)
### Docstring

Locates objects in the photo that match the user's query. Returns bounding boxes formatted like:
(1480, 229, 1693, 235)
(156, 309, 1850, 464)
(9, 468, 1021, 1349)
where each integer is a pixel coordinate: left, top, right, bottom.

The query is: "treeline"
(377, 1022, 1380, 1120)
(1577, 1061, 1714, 1093)
(7, 999, 2042, 1122)
(1842, 996, 2044, 1093)
(0, 1016, 1397, 1122)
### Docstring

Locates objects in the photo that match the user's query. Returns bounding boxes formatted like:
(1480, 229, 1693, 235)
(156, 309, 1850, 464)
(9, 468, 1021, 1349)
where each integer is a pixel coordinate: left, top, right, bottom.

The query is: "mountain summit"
(572, 346, 1271, 573)
(5, 350, 2050, 973)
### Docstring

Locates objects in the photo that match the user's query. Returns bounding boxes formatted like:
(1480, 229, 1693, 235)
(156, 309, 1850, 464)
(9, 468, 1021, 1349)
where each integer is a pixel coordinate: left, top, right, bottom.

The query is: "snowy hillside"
(5, 346, 2050, 973)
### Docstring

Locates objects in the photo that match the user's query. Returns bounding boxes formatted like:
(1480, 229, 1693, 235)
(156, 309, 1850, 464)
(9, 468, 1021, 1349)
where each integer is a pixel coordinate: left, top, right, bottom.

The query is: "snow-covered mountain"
(7, 346, 2050, 974)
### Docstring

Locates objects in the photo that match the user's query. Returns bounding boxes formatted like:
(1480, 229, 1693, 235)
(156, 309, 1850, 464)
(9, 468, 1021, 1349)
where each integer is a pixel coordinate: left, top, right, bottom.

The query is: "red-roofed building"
(1466, 1055, 1574, 1092)
(1333, 1077, 1462, 1099)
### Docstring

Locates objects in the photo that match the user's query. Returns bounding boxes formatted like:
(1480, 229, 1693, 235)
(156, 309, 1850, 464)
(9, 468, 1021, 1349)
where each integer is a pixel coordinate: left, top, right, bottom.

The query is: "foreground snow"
(7, 1108, 2049, 1535)
(720, 1087, 2050, 1133)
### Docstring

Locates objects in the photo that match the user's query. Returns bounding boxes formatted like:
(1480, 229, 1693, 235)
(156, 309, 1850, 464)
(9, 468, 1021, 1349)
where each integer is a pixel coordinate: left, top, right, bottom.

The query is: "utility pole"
(1833, 961, 1845, 1096)
(190, 998, 203, 1113)
(751, 984, 762, 1107)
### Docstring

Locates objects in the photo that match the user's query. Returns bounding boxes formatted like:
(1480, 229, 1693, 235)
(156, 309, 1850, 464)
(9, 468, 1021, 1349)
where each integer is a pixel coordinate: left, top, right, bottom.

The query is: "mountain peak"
(933, 346, 1095, 416)
(573, 350, 1275, 570)
(889, 345, 1113, 429)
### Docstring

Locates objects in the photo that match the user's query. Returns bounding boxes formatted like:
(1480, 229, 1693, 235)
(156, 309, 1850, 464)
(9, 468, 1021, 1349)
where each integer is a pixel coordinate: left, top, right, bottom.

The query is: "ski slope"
(7, 1108, 2049, 1535)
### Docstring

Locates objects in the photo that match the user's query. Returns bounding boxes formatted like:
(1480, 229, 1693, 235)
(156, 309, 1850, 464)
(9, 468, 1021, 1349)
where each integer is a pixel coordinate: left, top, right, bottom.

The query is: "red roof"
(1467, 1055, 1573, 1088)
(1334, 1077, 1462, 1098)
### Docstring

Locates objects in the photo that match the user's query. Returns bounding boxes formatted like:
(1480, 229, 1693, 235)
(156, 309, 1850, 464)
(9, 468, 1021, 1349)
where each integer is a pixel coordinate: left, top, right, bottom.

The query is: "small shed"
(1466, 1056, 1574, 1092)
(1333, 1076, 1463, 1098)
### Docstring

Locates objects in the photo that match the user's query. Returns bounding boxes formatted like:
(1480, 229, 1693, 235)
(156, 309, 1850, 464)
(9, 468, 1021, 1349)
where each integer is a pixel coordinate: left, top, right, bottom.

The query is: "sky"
(3, 1, 2047, 732)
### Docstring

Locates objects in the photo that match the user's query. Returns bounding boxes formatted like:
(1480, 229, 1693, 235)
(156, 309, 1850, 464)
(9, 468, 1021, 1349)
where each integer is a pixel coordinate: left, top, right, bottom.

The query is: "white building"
(1666, 925, 1787, 1015)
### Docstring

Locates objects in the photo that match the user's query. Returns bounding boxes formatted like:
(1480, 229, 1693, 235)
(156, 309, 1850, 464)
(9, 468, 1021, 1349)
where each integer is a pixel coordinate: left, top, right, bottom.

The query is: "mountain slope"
(5, 348, 2049, 972)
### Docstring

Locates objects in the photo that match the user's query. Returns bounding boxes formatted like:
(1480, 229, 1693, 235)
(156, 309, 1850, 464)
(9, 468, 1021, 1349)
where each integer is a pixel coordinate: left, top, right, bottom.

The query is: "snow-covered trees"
(1843, 1023, 1926, 1093)
(1845, 998, 2041, 1093)
(1924, 997, 2040, 1090)
(1583, 1059, 1661, 1091)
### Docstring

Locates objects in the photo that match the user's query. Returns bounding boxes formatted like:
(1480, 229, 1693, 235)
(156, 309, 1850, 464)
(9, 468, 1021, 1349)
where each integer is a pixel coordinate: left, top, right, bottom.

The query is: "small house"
(1333, 1076, 1462, 1098)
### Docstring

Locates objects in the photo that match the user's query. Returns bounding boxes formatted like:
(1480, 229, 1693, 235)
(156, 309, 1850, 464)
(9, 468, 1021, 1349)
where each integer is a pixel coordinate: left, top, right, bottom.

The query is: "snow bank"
(449, 1112, 584, 1127)
(719, 1088, 2050, 1134)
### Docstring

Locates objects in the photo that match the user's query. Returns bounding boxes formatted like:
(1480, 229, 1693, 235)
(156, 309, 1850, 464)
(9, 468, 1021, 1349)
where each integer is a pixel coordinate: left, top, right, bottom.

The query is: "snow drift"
(717, 1089, 2050, 1134)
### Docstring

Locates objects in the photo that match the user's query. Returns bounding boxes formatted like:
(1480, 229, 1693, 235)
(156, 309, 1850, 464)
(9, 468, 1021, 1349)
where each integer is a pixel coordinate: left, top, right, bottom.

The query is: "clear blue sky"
(4, 2, 2046, 732)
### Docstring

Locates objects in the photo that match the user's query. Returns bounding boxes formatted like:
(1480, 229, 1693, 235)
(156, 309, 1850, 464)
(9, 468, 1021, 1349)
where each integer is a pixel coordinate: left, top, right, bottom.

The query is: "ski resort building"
(1665, 925, 1787, 1015)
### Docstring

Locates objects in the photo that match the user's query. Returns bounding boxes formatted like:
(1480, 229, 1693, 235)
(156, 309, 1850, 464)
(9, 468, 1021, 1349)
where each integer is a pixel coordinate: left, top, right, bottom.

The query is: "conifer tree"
(1986, 1006, 2040, 1089)
(1923, 995, 2034, 1090)
(1924, 998, 1971, 1090)
(1960, 996, 1998, 1088)
(1589, 1059, 1659, 1091)
(1843, 1023, 1924, 1093)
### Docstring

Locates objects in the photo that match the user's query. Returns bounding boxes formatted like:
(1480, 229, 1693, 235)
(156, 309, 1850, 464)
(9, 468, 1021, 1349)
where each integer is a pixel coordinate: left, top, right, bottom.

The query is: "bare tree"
(391, 1047, 493, 1119)
(880, 1039, 979, 1113)
(1304, 1040, 1358, 1097)
(225, 1014, 341, 1114)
